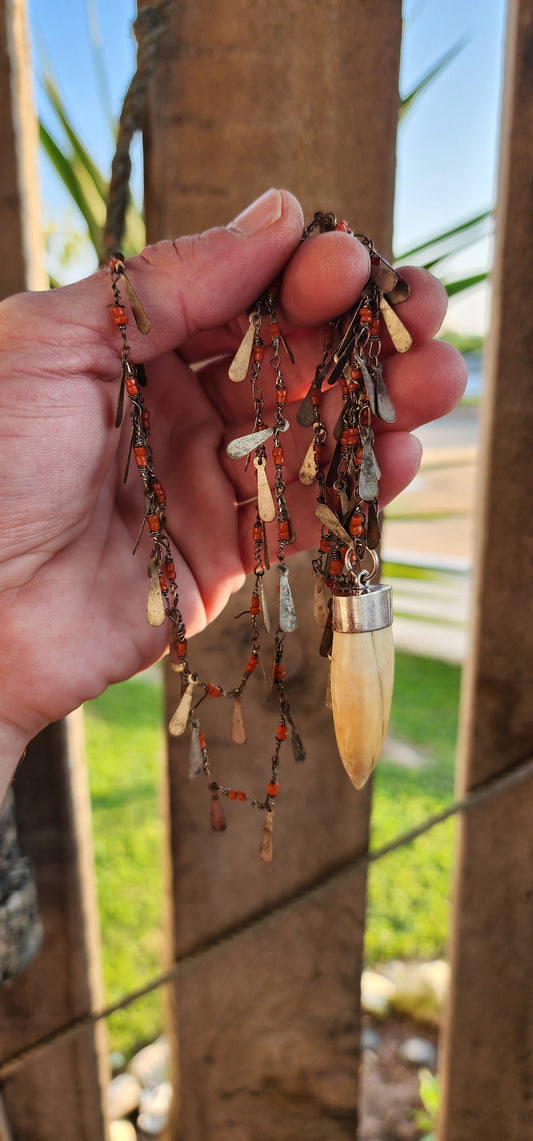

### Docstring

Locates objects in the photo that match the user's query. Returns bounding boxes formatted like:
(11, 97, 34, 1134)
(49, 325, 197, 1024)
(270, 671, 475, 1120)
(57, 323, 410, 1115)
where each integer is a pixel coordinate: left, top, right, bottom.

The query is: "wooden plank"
(0, 717, 109, 1141)
(142, 4, 403, 1133)
(0, 5, 108, 1135)
(142, 0, 401, 249)
(0, 0, 46, 296)
(438, 1, 533, 1137)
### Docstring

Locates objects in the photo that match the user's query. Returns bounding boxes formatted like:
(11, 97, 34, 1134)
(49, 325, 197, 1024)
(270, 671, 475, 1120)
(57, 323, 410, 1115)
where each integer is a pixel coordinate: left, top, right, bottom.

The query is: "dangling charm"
(300, 212, 411, 790)
(108, 215, 412, 858)
(330, 568, 394, 789)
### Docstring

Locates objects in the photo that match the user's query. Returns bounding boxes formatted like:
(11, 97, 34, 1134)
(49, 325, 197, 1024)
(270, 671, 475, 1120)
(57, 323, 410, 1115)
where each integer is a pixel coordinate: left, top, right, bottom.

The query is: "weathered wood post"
(141, 2, 403, 1136)
(0, 3, 109, 1138)
(438, 1, 533, 1137)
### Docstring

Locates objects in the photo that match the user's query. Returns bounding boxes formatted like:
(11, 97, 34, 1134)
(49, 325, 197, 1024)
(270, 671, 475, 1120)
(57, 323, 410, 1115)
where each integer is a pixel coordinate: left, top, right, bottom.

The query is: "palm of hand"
(0, 215, 465, 752)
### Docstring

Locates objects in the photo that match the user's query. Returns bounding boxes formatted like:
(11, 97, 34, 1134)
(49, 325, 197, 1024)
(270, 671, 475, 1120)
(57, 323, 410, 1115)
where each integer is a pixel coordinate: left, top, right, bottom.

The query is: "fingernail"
(230, 189, 283, 236)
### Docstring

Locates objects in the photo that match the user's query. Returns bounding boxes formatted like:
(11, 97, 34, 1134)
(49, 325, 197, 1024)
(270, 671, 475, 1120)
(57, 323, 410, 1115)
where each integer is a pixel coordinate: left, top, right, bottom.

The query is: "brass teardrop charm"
(189, 726, 204, 778)
(147, 565, 166, 627)
(259, 810, 274, 863)
(169, 676, 198, 736)
(228, 321, 255, 381)
(231, 695, 247, 744)
(254, 457, 276, 522)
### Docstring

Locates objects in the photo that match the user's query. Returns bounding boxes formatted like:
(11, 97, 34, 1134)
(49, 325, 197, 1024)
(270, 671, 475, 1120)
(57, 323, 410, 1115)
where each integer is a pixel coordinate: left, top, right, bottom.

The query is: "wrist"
(0, 719, 32, 806)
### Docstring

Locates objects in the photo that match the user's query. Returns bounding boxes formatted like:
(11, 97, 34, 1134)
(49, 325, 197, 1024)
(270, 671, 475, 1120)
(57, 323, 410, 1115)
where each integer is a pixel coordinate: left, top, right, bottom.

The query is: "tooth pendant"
(330, 586, 394, 789)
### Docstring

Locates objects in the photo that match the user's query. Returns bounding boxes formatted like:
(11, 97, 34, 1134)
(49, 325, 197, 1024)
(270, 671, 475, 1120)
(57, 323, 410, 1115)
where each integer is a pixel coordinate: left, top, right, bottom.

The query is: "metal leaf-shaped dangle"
(315, 503, 353, 547)
(210, 789, 227, 832)
(231, 695, 247, 744)
(189, 726, 204, 778)
(359, 437, 380, 502)
(147, 565, 166, 627)
(254, 457, 276, 522)
(259, 577, 271, 633)
(228, 321, 255, 382)
(169, 676, 198, 736)
(115, 359, 127, 428)
(366, 501, 382, 550)
(259, 810, 274, 863)
(226, 426, 274, 459)
(299, 440, 317, 486)
(373, 363, 396, 423)
(277, 564, 297, 632)
(379, 294, 412, 353)
(313, 574, 330, 628)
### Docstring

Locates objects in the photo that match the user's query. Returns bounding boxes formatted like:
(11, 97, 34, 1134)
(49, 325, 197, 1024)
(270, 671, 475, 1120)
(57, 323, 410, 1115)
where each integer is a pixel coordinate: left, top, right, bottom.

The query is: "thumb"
(28, 189, 304, 371)
(133, 188, 305, 353)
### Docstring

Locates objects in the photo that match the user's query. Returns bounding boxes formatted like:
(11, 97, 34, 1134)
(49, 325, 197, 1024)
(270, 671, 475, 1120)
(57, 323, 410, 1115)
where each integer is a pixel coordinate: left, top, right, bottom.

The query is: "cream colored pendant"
(330, 586, 394, 789)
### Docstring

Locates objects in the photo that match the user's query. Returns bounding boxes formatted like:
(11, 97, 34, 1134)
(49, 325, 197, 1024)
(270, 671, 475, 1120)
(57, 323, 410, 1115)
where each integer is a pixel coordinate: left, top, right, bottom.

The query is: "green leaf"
(39, 121, 103, 253)
(400, 37, 470, 122)
(43, 73, 109, 202)
(443, 271, 487, 297)
(395, 210, 492, 263)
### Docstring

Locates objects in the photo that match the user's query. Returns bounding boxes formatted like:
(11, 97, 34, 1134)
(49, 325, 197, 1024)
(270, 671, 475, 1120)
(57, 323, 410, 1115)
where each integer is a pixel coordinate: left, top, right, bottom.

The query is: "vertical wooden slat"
(142, 2, 403, 1135)
(438, 1, 533, 1137)
(0, 718, 109, 1141)
(0, 7, 108, 1134)
(0, 0, 46, 295)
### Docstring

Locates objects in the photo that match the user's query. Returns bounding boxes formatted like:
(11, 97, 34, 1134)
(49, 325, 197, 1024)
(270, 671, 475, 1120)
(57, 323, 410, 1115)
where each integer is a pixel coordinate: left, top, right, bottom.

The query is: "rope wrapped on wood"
(0, 790, 42, 984)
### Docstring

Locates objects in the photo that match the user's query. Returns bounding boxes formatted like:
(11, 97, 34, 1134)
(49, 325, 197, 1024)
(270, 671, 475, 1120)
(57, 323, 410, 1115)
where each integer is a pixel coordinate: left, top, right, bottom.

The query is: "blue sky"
(29, 0, 507, 332)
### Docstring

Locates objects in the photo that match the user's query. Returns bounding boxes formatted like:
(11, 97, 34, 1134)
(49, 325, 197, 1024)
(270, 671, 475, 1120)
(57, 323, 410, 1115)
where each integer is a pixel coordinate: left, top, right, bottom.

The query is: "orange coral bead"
(147, 514, 160, 532)
(359, 306, 372, 323)
(267, 781, 279, 797)
(310, 390, 321, 406)
(278, 521, 290, 539)
(164, 559, 176, 580)
(319, 537, 330, 553)
(276, 387, 287, 404)
(274, 664, 285, 680)
(275, 723, 288, 741)
(313, 444, 324, 460)
(330, 558, 342, 574)
(335, 220, 350, 232)
(207, 683, 222, 697)
(134, 446, 148, 467)
(199, 732, 206, 750)
(252, 345, 264, 362)
(253, 523, 263, 542)
(228, 789, 238, 800)
(249, 595, 261, 614)
(270, 322, 280, 339)
(272, 447, 285, 465)
(350, 366, 362, 380)
(237, 791, 247, 801)
(245, 655, 259, 673)
(153, 481, 166, 504)
(141, 410, 150, 431)
(125, 374, 139, 396)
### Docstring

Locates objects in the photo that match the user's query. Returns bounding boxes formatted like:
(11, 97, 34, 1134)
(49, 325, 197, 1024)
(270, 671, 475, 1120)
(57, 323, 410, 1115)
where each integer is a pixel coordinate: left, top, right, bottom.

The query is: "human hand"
(0, 188, 466, 796)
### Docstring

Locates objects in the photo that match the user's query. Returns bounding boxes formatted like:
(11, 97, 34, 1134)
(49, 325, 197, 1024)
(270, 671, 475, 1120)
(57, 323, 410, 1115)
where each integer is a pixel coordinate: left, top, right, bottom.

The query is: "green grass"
(365, 653, 461, 965)
(84, 673, 166, 1057)
(84, 652, 462, 1054)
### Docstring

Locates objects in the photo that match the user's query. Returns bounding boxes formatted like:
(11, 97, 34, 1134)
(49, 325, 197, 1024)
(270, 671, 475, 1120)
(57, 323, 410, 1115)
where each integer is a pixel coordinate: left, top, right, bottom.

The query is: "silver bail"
(332, 584, 393, 633)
